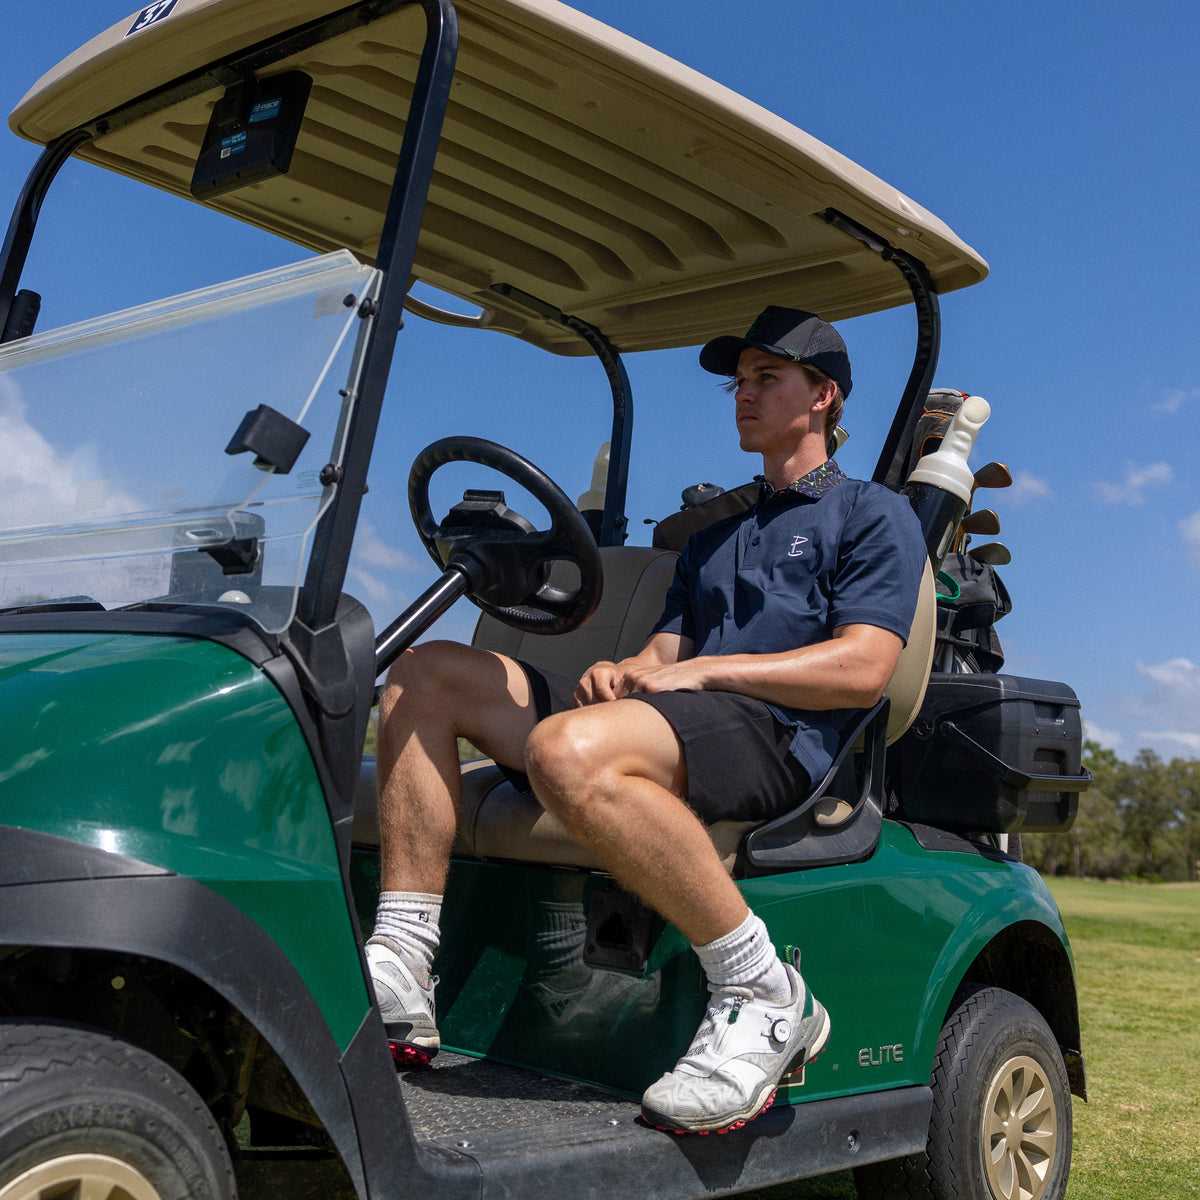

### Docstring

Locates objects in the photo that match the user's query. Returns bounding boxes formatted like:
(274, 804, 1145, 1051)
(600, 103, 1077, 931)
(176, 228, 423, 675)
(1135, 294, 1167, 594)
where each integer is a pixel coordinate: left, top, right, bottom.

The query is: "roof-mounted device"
(190, 71, 312, 200)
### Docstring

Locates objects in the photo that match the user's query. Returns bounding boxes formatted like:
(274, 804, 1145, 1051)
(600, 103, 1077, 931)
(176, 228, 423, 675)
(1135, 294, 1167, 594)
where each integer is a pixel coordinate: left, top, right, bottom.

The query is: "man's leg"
(524, 699, 745, 943)
(376, 640, 539, 893)
(369, 640, 541, 1060)
(525, 700, 830, 1133)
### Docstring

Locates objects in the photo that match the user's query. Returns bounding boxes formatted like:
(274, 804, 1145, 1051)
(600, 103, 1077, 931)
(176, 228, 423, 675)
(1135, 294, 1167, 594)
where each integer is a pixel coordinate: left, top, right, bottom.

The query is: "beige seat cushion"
(352, 754, 754, 871)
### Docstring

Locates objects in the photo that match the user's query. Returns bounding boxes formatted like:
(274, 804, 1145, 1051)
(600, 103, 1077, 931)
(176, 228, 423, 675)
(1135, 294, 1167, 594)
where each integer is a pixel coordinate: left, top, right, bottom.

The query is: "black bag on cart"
(935, 550, 1012, 673)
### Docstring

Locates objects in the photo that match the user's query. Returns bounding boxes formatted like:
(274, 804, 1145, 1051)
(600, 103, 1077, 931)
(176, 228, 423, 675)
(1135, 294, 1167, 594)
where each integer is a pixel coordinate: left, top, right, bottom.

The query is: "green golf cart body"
(0, 3, 1089, 1198)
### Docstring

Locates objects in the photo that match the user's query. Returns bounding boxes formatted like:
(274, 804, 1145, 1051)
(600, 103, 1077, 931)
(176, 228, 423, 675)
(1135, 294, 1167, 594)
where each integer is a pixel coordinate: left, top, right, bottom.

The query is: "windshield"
(0, 251, 380, 633)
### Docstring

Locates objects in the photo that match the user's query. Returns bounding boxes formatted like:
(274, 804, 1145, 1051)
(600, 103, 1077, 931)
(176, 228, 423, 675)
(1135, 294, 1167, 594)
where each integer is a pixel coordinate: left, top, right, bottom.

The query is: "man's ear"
(810, 378, 838, 412)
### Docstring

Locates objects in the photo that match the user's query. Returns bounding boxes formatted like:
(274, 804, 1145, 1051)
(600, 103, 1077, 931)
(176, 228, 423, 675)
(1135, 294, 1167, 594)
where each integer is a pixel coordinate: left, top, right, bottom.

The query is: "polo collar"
(756, 458, 847, 502)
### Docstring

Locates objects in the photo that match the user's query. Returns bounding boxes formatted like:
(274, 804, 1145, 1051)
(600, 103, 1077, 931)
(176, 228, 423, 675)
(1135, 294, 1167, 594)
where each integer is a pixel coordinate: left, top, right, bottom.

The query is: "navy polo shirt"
(651, 460, 926, 786)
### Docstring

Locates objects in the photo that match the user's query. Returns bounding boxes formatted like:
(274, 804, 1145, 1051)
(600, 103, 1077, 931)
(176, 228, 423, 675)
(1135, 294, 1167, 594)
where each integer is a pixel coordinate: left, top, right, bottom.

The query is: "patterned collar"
(756, 458, 847, 502)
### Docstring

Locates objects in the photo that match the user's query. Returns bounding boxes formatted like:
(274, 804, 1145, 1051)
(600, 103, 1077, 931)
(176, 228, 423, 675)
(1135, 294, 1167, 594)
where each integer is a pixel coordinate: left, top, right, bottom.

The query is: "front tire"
(854, 985, 1071, 1200)
(0, 1021, 236, 1200)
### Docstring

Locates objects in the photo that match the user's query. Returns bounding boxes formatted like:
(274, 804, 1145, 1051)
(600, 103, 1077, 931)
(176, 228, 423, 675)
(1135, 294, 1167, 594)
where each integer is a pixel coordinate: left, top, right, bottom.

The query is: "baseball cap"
(699, 305, 852, 398)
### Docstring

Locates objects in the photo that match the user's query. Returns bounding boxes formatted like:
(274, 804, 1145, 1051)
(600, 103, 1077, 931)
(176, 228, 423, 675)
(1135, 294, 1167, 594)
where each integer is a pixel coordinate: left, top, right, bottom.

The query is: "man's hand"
(619, 657, 714, 696)
(574, 660, 628, 705)
(573, 633, 692, 706)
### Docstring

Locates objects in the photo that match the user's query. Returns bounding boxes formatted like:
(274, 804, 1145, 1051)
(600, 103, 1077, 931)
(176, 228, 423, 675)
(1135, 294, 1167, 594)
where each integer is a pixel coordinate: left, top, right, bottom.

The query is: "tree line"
(1022, 741, 1200, 882)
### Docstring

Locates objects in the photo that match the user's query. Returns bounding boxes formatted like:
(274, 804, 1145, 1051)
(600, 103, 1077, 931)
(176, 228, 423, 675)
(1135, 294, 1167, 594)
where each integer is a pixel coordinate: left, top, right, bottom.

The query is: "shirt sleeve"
(828, 486, 926, 643)
(650, 544, 696, 641)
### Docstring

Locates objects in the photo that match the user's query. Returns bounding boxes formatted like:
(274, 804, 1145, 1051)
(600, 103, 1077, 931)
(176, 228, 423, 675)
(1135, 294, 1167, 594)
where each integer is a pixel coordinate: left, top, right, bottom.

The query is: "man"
(368, 306, 926, 1134)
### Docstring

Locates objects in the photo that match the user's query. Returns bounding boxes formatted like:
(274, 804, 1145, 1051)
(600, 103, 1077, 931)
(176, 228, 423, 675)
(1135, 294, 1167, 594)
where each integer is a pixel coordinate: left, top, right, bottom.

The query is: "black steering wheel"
(408, 436, 603, 634)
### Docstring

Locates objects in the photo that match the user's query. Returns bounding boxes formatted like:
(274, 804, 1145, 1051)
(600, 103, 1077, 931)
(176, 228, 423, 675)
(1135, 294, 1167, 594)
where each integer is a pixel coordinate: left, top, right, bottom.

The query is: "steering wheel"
(408, 436, 603, 634)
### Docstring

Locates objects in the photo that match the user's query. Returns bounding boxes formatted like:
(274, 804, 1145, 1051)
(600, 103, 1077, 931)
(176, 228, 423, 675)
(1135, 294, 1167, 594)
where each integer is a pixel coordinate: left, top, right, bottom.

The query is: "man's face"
(731, 347, 829, 457)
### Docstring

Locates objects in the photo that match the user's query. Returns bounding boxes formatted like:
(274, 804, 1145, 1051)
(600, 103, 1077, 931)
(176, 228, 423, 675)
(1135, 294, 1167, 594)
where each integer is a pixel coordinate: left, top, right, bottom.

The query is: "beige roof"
(9, 0, 987, 355)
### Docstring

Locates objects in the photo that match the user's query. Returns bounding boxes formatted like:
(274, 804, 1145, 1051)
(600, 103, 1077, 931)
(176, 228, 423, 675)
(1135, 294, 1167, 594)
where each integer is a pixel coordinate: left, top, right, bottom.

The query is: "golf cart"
(0, 2, 1091, 1199)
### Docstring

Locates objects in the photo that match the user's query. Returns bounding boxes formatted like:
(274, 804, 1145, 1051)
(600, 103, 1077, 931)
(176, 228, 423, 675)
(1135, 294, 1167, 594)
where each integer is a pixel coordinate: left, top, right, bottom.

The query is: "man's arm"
(617, 623, 903, 712)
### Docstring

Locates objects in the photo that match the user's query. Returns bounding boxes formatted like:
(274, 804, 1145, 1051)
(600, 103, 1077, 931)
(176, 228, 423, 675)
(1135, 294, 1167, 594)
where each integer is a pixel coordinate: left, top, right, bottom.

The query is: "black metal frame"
(821, 209, 942, 491)
(298, 2, 459, 631)
(0, 129, 93, 342)
(743, 698, 890, 873)
(490, 282, 633, 548)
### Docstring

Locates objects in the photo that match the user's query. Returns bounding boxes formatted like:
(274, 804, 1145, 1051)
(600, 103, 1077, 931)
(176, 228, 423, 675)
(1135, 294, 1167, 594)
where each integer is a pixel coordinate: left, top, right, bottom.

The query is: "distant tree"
(1023, 740, 1123, 877)
(1120, 748, 1179, 880)
(1025, 742, 1200, 881)
(1164, 757, 1200, 883)
(1073, 741, 1126, 878)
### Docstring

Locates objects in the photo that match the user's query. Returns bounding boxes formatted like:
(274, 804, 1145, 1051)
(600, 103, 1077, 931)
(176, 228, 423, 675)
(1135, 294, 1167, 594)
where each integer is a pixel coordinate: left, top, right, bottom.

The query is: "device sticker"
(220, 131, 247, 160)
(249, 98, 283, 123)
(126, 1, 179, 37)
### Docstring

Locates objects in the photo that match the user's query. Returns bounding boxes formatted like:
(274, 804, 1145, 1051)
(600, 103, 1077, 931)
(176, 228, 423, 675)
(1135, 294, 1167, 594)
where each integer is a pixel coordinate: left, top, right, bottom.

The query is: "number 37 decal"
(127, 1, 178, 37)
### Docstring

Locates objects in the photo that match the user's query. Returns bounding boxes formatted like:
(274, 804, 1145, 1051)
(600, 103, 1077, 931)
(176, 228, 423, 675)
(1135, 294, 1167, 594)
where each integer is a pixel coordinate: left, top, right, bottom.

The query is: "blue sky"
(2, 1, 1198, 761)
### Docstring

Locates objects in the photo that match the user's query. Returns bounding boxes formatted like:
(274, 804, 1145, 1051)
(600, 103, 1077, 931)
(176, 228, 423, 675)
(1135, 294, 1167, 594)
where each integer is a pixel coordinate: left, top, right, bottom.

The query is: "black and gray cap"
(699, 305, 852, 398)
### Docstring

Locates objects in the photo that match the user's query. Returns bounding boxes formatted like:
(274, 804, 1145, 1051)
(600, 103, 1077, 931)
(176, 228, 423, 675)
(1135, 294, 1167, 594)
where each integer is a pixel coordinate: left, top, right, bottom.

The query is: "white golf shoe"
(641, 962, 829, 1134)
(366, 935, 440, 1066)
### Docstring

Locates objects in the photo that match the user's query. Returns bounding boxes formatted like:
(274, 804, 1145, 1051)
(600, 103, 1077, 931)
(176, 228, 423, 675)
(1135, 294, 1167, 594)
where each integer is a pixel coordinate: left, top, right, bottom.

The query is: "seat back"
(471, 544, 678, 675)
(884, 559, 937, 743)
(743, 559, 936, 872)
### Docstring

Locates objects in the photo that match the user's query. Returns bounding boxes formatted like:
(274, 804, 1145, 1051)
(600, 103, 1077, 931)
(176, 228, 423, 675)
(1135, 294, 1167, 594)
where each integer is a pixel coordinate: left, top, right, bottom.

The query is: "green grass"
(1047, 878, 1200, 1200)
(739, 878, 1200, 1200)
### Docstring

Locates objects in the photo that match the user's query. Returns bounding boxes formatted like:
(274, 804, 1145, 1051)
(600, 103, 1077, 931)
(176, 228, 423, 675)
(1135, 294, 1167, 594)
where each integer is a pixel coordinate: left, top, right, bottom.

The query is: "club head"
(972, 461, 1012, 492)
(969, 541, 1011, 566)
(960, 508, 1001, 536)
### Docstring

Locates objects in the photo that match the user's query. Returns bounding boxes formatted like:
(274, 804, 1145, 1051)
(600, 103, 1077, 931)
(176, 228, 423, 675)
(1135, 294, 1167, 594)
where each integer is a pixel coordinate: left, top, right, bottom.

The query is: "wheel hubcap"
(981, 1053, 1059, 1200)
(0, 1152, 163, 1200)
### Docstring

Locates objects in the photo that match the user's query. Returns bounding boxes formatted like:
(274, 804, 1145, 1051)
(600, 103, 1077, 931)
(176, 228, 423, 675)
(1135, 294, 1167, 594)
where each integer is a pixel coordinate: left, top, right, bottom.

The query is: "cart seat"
(353, 544, 936, 875)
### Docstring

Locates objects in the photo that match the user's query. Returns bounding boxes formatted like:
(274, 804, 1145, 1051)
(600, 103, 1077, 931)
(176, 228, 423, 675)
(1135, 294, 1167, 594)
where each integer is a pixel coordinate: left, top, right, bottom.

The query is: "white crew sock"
(693, 912, 794, 1007)
(372, 891, 442, 986)
(531, 901, 589, 985)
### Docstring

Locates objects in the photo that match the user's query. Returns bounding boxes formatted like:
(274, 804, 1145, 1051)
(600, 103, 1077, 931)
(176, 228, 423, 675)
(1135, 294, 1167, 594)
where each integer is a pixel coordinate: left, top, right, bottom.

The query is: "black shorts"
(509, 661, 811, 824)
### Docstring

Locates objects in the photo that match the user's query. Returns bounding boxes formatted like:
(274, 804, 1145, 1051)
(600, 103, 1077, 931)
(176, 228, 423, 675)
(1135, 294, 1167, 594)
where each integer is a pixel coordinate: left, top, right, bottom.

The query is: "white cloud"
(1179, 511, 1200, 563)
(345, 522, 427, 618)
(1120, 658, 1200, 760)
(354, 521, 422, 571)
(1096, 461, 1173, 505)
(347, 565, 399, 608)
(1005, 469, 1052, 505)
(0, 385, 141, 529)
(0, 384, 159, 608)
(1082, 719, 1123, 751)
(1138, 657, 1200, 693)
(1153, 387, 1200, 415)
(1142, 730, 1200, 754)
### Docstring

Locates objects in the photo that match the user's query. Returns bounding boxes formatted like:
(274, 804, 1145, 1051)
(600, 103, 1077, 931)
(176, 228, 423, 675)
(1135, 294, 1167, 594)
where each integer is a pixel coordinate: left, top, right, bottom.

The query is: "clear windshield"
(0, 251, 380, 633)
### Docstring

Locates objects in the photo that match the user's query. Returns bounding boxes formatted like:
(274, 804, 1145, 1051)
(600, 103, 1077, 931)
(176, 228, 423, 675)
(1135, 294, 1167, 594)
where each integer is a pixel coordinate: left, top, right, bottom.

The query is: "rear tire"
(0, 1021, 236, 1200)
(853, 985, 1071, 1200)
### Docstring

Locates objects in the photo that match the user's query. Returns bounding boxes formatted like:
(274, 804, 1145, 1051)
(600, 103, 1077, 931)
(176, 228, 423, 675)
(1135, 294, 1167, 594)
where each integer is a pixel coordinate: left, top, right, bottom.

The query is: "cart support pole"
(489, 282, 634, 547)
(0, 129, 93, 343)
(822, 209, 942, 491)
(298, 0, 459, 631)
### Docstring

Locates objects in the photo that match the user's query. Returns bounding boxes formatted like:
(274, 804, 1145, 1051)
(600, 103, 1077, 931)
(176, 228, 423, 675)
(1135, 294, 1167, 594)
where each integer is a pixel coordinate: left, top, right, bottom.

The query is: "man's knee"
(525, 711, 604, 804)
(379, 641, 460, 716)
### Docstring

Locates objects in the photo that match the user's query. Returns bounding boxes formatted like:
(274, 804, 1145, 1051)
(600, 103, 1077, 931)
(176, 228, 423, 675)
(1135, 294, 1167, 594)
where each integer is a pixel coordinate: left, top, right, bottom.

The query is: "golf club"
(968, 541, 1012, 566)
(971, 461, 1012, 496)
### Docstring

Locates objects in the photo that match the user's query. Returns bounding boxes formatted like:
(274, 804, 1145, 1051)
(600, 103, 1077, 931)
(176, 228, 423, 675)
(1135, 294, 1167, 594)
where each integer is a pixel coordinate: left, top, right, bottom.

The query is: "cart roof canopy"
(9, 0, 987, 355)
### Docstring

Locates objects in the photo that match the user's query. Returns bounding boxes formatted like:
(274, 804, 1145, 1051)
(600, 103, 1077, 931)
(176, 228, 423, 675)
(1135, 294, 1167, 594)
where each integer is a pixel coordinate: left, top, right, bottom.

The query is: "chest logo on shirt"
(787, 535, 808, 558)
